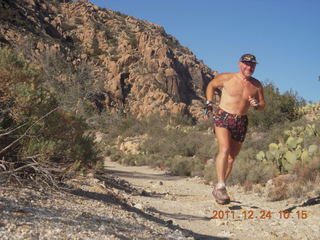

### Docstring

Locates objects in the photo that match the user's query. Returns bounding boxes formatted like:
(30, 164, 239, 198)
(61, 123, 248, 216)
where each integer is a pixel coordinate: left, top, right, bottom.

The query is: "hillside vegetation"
(100, 93, 320, 200)
(0, 49, 100, 185)
(0, 0, 319, 201)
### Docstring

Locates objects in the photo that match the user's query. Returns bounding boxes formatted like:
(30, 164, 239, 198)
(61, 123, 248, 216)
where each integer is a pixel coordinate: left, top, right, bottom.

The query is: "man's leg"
(214, 126, 232, 184)
(224, 139, 243, 180)
(212, 126, 232, 204)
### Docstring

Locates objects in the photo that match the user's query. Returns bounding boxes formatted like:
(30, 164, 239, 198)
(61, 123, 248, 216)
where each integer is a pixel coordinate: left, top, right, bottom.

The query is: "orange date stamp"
(211, 209, 308, 220)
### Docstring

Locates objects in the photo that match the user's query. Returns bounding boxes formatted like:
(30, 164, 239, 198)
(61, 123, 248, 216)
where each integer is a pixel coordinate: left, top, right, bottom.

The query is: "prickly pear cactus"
(256, 123, 319, 172)
(301, 150, 311, 164)
(308, 144, 318, 154)
(256, 151, 265, 161)
(284, 124, 318, 138)
(298, 103, 320, 120)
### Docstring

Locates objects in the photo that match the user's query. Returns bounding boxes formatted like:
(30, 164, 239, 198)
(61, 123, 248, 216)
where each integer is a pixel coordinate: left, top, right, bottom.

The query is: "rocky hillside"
(0, 0, 217, 119)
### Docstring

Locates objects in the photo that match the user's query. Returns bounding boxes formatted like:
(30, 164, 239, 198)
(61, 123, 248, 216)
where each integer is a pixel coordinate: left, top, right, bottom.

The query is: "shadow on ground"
(284, 195, 320, 212)
(104, 168, 180, 181)
(68, 187, 229, 240)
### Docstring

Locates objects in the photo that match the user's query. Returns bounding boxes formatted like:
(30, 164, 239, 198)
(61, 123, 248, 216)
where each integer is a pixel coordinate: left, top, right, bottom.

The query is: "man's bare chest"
(223, 81, 257, 99)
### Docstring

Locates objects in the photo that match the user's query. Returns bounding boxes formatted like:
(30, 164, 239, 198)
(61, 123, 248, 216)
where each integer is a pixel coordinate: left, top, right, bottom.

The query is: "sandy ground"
(105, 159, 320, 240)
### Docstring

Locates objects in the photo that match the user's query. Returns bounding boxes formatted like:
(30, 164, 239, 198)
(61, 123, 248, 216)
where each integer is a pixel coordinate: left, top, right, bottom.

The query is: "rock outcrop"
(0, 0, 217, 119)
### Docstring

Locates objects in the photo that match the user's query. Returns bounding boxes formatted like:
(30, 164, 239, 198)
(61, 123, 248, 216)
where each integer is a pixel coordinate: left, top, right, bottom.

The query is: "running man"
(205, 54, 266, 204)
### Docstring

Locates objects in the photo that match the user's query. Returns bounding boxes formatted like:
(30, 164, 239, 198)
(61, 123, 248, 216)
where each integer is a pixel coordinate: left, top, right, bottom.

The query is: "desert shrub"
(168, 156, 203, 176)
(134, 114, 214, 161)
(267, 168, 320, 201)
(136, 154, 168, 169)
(92, 36, 103, 56)
(140, 125, 215, 161)
(0, 48, 100, 185)
(203, 148, 278, 186)
(227, 148, 278, 185)
(127, 35, 138, 49)
(74, 17, 84, 25)
(166, 113, 195, 126)
(101, 114, 146, 141)
(98, 112, 216, 177)
(248, 82, 305, 129)
(194, 119, 213, 131)
(106, 147, 125, 162)
(114, 153, 204, 177)
(61, 22, 77, 31)
(96, 112, 197, 146)
(119, 153, 151, 166)
(40, 50, 106, 118)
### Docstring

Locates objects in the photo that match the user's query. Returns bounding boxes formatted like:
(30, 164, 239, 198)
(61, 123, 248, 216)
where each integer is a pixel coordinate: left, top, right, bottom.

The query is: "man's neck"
(237, 72, 251, 82)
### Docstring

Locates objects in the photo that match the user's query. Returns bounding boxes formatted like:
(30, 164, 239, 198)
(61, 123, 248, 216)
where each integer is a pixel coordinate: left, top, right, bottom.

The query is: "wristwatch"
(206, 100, 213, 105)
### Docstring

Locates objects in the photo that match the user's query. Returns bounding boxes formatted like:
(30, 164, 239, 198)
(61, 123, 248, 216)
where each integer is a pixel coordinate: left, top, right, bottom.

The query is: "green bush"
(99, 113, 215, 176)
(106, 147, 125, 162)
(0, 48, 100, 184)
(140, 125, 215, 161)
(249, 82, 305, 129)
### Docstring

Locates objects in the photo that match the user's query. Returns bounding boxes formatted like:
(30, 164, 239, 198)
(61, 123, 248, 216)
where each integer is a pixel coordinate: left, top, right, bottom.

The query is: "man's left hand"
(248, 96, 259, 108)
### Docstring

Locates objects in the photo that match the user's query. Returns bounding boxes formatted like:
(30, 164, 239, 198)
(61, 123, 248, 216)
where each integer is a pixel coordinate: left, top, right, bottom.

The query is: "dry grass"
(266, 166, 320, 201)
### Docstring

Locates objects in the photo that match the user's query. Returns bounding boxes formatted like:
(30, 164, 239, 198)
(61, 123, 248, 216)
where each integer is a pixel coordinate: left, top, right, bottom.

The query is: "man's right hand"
(203, 104, 213, 120)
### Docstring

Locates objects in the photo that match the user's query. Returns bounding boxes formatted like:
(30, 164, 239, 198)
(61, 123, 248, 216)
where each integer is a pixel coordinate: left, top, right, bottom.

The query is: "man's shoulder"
(216, 72, 237, 80)
(250, 77, 263, 88)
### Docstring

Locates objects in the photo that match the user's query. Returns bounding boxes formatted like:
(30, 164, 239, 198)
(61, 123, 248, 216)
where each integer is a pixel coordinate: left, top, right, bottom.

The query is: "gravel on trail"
(1, 158, 319, 240)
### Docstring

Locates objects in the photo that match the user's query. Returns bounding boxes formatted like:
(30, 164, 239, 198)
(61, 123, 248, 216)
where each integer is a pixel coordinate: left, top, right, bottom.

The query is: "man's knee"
(227, 155, 236, 165)
(218, 147, 230, 157)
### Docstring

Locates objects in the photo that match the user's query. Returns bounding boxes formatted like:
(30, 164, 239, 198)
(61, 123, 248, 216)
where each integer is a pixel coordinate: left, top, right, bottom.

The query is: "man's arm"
(206, 74, 225, 102)
(203, 74, 226, 118)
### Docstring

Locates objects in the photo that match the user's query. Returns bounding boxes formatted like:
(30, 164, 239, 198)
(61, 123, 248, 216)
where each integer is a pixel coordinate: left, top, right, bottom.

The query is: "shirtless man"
(205, 54, 265, 204)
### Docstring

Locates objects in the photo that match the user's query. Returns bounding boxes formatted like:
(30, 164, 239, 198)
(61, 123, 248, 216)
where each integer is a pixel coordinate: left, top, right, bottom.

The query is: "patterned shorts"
(212, 107, 248, 142)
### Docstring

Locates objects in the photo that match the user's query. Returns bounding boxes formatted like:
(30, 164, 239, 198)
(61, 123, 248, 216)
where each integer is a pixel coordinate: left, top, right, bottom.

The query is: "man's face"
(238, 61, 256, 77)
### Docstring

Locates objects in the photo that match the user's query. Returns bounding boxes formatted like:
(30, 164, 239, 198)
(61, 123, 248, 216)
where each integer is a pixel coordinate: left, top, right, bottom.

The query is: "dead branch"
(0, 107, 59, 155)
(0, 157, 64, 189)
(0, 163, 6, 171)
(0, 162, 39, 175)
(0, 122, 29, 137)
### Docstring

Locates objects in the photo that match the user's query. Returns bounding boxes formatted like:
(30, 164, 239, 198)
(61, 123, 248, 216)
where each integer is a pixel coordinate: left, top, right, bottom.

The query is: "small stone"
(165, 220, 173, 225)
(134, 203, 143, 210)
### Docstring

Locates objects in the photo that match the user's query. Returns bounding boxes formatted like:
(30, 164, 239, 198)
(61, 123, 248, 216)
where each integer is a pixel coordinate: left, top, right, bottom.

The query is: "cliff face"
(0, 0, 216, 119)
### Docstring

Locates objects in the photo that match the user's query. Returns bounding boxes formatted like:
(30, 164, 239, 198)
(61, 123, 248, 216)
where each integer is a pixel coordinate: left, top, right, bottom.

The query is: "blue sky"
(90, 0, 320, 103)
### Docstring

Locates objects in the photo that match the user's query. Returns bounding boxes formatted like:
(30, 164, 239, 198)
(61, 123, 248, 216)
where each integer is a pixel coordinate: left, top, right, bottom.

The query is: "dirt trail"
(105, 158, 320, 240)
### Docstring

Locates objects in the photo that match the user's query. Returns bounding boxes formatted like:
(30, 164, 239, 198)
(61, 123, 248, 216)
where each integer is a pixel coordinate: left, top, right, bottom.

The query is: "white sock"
(216, 182, 226, 189)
